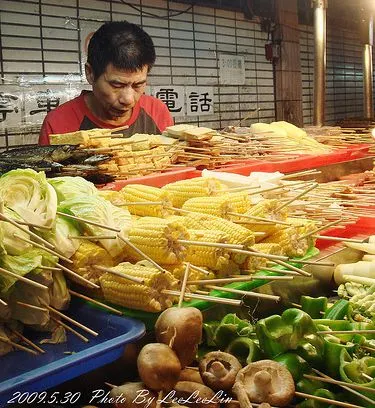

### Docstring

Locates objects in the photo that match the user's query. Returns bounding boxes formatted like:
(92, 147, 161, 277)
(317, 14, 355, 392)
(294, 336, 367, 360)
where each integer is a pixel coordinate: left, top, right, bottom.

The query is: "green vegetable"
(296, 388, 336, 408)
(0, 169, 57, 228)
(202, 321, 220, 347)
(59, 196, 132, 258)
(48, 176, 98, 202)
(323, 339, 356, 378)
(274, 352, 310, 382)
(338, 282, 369, 298)
(323, 299, 350, 320)
(301, 296, 327, 318)
(212, 313, 253, 349)
(339, 349, 375, 407)
(256, 308, 324, 366)
(226, 337, 262, 365)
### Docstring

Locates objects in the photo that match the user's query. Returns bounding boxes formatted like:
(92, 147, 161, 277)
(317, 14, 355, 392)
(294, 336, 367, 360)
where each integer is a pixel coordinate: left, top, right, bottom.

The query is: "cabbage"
(1, 207, 32, 255)
(40, 215, 81, 259)
(59, 196, 132, 258)
(0, 248, 58, 295)
(49, 269, 70, 310)
(48, 176, 98, 202)
(0, 169, 57, 228)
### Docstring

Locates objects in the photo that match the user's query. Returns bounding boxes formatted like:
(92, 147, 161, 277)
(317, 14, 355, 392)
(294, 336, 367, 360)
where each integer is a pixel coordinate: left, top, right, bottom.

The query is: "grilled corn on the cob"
(242, 243, 283, 273)
(182, 195, 233, 218)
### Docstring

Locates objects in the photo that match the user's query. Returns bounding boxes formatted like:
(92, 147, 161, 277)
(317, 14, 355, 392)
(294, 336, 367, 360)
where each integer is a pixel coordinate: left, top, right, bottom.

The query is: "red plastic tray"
(101, 167, 197, 190)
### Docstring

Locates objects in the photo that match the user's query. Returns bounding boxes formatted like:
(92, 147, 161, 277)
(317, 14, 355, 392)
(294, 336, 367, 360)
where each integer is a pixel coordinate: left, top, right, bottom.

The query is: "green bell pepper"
(274, 352, 310, 382)
(202, 321, 220, 347)
(256, 308, 324, 366)
(301, 296, 327, 319)
(339, 349, 375, 408)
(226, 337, 263, 365)
(323, 338, 356, 378)
(323, 299, 350, 320)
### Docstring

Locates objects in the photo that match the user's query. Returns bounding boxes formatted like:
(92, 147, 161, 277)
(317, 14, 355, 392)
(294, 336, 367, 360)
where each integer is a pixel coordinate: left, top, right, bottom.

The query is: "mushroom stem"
(209, 361, 228, 379)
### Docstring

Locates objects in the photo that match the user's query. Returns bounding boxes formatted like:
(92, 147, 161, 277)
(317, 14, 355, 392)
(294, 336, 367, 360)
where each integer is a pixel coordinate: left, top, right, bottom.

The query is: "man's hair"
(87, 21, 156, 79)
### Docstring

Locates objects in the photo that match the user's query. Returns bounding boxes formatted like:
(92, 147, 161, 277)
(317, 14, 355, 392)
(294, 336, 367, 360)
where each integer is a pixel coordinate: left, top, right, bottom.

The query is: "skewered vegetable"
(99, 262, 177, 312)
(182, 195, 233, 218)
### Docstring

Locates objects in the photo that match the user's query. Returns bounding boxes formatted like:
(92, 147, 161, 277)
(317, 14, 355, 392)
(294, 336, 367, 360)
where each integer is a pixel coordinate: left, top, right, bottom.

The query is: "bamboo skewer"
(254, 267, 300, 276)
(276, 183, 319, 211)
(49, 315, 89, 343)
(0, 266, 48, 291)
(318, 330, 375, 335)
(56, 263, 100, 289)
(44, 304, 99, 337)
(178, 262, 190, 308)
(305, 374, 375, 395)
(17, 301, 47, 312)
(204, 285, 280, 301)
(0, 212, 55, 249)
(314, 235, 365, 244)
(93, 265, 144, 284)
(271, 259, 312, 277)
(0, 298, 7, 306)
(117, 235, 167, 274)
(227, 212, 292, 226)
(10, 328, 45, 354)
(56, 211, 121, 233)
(69, 235, 117, 240)
(187, 275, 293, 285)
(187, 263, 210, 276)
(300, 219, 344, 239)
(13, 233, 73, 264)
(37, 265, 61, 271)
(0, 335, 38, 355)
(295, 391, 364, 408)
(68, 289, 123, 316)
(162, 289, 242, 306)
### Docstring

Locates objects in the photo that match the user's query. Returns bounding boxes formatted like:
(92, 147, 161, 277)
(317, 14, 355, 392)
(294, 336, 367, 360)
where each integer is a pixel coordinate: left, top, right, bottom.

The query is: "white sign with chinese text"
(219, 54, 245, 85)
(186, 86, 214, 116)
(0, 86, 23, 130)
(151, 86, 185, 117)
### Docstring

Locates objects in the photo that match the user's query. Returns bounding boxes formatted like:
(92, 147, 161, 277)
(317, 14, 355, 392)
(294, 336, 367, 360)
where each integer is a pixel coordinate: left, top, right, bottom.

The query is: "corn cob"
(67, 241, 114, 285)
(161, 177, 226, 208)
(241, 243, 283, 273)
(287, 217, 317, 249)
(120, 184, 173, 217)
(98, 190, 122, 204)
(182, 195, 234, 218)
(99, 262, 177, 312)
(127, 216, 189, 264)
(224, 191, 252, 214)
(185, 229, 231, 271)
(182, 212, 255, 247)
(261, 224, 312, 258)
(234, 199, 289, 238)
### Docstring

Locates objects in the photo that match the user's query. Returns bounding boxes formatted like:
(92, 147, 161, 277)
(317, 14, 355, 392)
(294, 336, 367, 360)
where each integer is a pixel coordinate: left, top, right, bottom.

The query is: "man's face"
(86, 63, 148, 121)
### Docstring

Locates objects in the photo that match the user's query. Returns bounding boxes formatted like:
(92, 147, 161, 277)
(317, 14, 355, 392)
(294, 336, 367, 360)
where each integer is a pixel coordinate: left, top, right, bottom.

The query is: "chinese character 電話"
(155, 88, 182, 112)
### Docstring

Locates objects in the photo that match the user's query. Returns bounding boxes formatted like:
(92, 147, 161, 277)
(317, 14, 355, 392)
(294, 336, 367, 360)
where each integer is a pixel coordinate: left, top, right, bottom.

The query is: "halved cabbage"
(48, 176, 98, 202)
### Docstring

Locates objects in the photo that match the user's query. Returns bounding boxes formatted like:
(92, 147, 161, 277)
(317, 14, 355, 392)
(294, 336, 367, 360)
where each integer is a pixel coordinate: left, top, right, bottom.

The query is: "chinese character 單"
(188, 91, 212, 113)
(155, 88, 182, 112)
(0, 92, 19, 123)
(30, 89, 60, 115)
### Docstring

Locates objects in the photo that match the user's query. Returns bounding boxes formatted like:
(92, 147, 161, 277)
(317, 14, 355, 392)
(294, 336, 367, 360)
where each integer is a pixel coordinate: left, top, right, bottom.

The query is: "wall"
(0, 0, 275, 148)
(300, 24, 365, 125)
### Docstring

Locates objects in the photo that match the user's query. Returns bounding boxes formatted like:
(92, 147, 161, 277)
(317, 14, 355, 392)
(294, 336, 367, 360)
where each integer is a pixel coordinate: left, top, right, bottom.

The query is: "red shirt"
(39, 92, 173, 145)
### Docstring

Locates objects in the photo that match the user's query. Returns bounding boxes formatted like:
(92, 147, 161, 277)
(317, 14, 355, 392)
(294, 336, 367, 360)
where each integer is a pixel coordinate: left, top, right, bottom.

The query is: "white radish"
(363, 254, 375, 261)
(345, 242, 375, 254)
(334, 260, 375, 285)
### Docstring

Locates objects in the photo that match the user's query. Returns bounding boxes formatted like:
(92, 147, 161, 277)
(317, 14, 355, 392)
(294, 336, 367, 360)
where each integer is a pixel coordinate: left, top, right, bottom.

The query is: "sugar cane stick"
(162, 289, 242, 306)
(49, 315, 89, 343)
(117, 235, 167, 274)
(43, 303, 99, 337)
(0, 335, 38, 355)
(68, 289, 123, 316)
(276, 183, 319, 211)
(187, 275, 293, 285)
(93, 265, 144, 284)
(54, 262, 99, 289)
(0, 266, 48, 291)
(56, 211, 121, 233)
(178, 262, 190, 308)
(0, 212, 55, 249)
(305, 374, 375, 396)
(13, 233, 73, 264)
(204, 285, 280, 301)
(295, 391, 364, 408)
(10, 328, 45, 354)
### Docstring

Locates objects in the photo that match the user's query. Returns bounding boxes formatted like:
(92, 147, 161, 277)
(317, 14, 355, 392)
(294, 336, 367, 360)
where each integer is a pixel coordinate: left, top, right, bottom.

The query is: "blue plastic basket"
(0, 299, 145, 407)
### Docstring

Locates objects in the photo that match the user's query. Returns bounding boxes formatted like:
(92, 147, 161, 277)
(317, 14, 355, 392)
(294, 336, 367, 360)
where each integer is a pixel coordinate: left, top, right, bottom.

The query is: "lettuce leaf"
(48, 176, 98, 203)
(0, 169, 57, 228)
(59, 196, 132, 258)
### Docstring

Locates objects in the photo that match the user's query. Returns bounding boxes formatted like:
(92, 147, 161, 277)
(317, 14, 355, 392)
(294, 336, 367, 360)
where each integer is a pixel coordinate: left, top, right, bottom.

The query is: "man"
(39, 21, 173, 145)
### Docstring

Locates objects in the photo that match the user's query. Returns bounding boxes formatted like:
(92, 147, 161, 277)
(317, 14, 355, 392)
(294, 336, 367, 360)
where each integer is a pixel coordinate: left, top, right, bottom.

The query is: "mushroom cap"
(234, 359, 295, 407)
(199, 351, 242, 391)
(173, 381, 220, 408)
